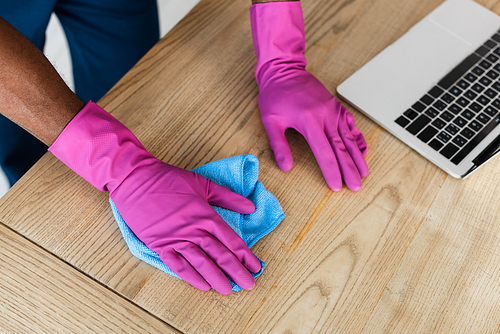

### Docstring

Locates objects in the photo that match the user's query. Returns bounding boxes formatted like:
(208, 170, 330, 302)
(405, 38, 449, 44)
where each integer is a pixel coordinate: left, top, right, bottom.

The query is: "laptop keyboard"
(395, 29, 500, 165)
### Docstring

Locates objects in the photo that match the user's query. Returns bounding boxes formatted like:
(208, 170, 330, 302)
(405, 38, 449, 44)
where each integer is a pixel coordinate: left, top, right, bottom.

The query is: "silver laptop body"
(337, 0, 500, 178)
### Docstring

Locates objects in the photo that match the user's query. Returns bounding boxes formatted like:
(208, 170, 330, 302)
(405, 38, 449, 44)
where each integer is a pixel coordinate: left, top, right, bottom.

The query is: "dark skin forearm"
(0, 16, 84, 146)
(0, 2, 298, 146)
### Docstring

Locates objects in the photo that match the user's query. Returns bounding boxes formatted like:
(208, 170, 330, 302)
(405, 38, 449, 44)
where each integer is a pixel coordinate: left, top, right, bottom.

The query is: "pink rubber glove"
(49, 102, 261, 295)
(250, 2, 369, 191)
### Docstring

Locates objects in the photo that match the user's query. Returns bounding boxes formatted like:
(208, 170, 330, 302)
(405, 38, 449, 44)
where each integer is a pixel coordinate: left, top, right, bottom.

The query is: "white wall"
(158, 0, 201, 38)
(0, 169, 8, 198)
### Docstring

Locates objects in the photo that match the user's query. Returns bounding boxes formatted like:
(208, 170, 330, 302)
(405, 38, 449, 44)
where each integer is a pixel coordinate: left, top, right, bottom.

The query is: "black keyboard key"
(395, 116, 410, 127)
(470, 102, 483, 113)
(477, 113, 491, 124)
(417, 126, 439, 143)
(446, 124, 460, 135)
(461, 128, 475, 139)
(494, 64, 500, 73)
(464, 90, 477, 100)
(485, 88, 498, 98)
(451, 115, 500, 165)
(432, 118, 446, 129)
(477, 95, 491, 106)
(464, 73, 477, 82)
(428, 86, 444, 98)
(494, 46, 500, 56)
(440, 143, 460, 159)
(486, 70, 499, 79)
(433, 100, 447, 111)
(412, 101, 426, 112)
(457, 97, 470, 107)
(452, 135, 467, 147)
(476, 46, 490, 56)
(492, 34, 500, 43)
(485, 40, 497, 49)
(457, 80, 470, 89)
(441, 111, 454, 122)
(480, 60, 493, 69)
(406, 114, 431, 134)
(438, 53, 481, 89)
(449, 104, 462, 114)
(461, 110, 475, 120)
(493, 99, 500, 108)
(450, 86, 463, 96)
(469, 120, 482, 131)
(472, 83, 486, 93)
(425, 107, 439, 118)
(472, 66, 485, 76)
(484, 106, 498, 117)
(437, 131, 452, 143)
(453, 116, 467, 127)
(492, 82, 500, 91)
(404, 109, 418, 120)
(480, 77, 492, 86)
(420, 94, 434, 105)
(441, 93, 455, 104)
(429, 139, 444, 151)
(487, 53, 499, 63)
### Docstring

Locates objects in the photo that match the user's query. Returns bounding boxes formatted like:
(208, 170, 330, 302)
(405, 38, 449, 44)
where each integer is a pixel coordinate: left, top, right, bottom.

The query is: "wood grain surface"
(0, 223, 180, 333)
(1, 0, 500, 333)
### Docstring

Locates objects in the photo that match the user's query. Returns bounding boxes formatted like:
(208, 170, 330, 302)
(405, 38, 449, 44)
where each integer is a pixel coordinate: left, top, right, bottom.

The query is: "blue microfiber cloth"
(109, 154, 285, 292)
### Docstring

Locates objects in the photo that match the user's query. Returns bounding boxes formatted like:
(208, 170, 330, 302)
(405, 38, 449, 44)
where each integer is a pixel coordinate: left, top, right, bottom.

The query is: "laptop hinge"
(462, 133, 500, 179)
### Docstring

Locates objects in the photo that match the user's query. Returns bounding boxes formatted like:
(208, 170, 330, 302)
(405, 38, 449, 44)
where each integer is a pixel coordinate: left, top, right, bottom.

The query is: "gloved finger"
(344, 108, 368, 157)
(175, 243, 234, 295)
(206, 213, 262, 274)
(263, 120, 293, 171)
(199, 234, 256, 291)
(161, 249, 211, 292)
(206, 180, 255, 214)
(338, 109, 369, 179)
(299, 123, 343, 191)
(324, 114, 362, 191)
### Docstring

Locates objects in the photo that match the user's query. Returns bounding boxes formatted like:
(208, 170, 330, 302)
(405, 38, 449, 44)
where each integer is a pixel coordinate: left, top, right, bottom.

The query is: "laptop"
(337, 0, 500, 178)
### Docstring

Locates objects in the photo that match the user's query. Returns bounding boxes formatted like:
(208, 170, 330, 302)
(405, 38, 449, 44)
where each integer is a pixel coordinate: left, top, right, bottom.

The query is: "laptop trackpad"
(382, 19, 473, 114)
(337, 18, 475, 122)
(393, 20, 471, 86)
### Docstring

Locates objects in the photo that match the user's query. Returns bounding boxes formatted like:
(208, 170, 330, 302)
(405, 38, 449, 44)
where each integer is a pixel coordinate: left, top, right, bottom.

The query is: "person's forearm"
(0, 16, 84, 146)
(252, 0, 299, 4)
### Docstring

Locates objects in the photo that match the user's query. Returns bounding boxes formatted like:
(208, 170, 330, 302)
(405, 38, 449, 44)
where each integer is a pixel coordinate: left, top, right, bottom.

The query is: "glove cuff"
(49, 101, 154, 192)
(250, 2, 307, 87)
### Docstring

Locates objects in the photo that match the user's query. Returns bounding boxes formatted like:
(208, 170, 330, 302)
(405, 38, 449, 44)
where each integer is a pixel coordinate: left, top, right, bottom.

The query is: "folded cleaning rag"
(110, 154, 285, 292)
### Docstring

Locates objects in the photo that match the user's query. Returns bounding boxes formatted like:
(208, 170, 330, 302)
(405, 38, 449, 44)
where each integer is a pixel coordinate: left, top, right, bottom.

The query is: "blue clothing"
(0, 0, 159, 185)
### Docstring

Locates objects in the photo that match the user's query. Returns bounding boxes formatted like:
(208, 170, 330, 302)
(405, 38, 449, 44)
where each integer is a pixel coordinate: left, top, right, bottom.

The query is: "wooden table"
(2, 0, 500, 332)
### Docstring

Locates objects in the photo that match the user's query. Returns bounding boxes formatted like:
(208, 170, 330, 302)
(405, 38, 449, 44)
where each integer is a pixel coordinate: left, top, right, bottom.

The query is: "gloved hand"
(49, 102, 261, 295)
(250, 2, 369, 191)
